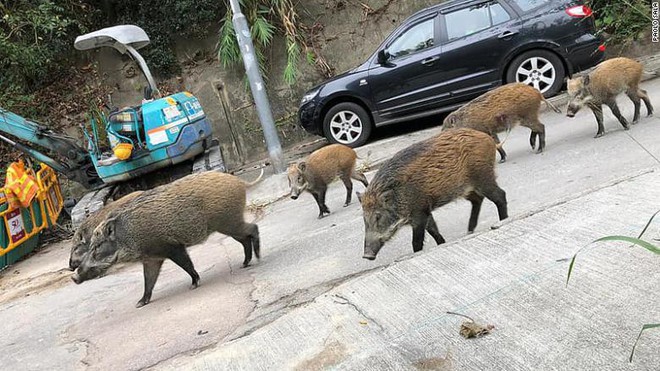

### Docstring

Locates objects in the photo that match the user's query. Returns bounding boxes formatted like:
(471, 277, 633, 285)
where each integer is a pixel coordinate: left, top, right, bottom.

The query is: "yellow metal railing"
(0, 164, 63, 258)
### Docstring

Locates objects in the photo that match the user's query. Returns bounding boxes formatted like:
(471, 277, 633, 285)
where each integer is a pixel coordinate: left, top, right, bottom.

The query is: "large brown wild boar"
(71, 171, 260, 308)
(69, 191, 144, 270)
(566, 57, 653, 137)
(288, 144, 369, 219)
(442, 82, 560, 162)
(358, 128, 508, 260)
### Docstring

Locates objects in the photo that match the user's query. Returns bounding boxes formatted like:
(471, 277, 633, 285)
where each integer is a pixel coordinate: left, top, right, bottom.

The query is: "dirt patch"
(294, 341, 347, 370)
(0, 267, 72, 303)
(413, 355, 452, 370)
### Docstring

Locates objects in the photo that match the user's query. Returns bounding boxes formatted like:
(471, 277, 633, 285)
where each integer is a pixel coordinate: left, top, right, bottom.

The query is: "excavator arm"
(0, 108, 103, 189)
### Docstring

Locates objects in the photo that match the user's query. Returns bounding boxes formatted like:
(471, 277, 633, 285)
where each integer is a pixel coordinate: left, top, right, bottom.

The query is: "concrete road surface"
(1, 77, 659, 371)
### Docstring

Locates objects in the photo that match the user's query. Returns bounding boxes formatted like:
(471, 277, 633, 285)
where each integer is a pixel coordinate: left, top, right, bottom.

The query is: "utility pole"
(228, 0, 285, 173)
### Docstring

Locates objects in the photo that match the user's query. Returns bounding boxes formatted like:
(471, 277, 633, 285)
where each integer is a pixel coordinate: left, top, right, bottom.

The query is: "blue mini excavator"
(0, 25, 225, 228)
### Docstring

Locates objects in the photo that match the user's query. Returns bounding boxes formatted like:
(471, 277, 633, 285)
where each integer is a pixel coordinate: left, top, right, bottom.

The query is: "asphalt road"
(1, 77, 659, 371)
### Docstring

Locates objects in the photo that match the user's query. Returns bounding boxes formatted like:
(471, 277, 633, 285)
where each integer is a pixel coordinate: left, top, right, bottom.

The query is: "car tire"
(322, 102, 372, 148)
(506, 50, 565, 98)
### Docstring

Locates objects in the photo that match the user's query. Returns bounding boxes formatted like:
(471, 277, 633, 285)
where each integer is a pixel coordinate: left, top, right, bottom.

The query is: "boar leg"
(245, 222, 260, 260)
(626, 90, 642, 123)
(233, 235, 254, 267)
(492, 134, 507, 163)
(168, 248, 200, 289)
(638, 88, 654, 117)
(480, 184, 508, 222)
(605, 100, 629, 130)
(465, 192, 484, 233)
(340, 174, 353, 206)
(425, 214, 445, 245)
(523, 119, 545, 153)
(311, 191, 330, 218)
(137, 259, 165, 308)
(411, 216, 428, 253)
(590, 105, 606, 138)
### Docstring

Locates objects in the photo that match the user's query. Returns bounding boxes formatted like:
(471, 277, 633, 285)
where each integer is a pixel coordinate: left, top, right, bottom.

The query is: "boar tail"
(495, 115, 512, 149)
(542, 96, 561, 114)
(243, 168, 265, 187)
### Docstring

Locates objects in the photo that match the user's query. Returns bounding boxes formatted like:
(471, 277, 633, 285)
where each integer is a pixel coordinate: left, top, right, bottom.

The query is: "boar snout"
(290, 194, 299, 200)
(71, 272, 83, 284)
(363, 239, 383, 260)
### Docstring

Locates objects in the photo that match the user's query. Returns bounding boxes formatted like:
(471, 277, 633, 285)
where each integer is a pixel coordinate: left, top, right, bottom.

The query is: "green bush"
(0, 0, 93, 96)
(588, 0, 650, 44)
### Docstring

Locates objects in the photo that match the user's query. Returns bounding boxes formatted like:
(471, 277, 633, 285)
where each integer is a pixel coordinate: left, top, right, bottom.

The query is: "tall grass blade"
(629, 323, 660, 362)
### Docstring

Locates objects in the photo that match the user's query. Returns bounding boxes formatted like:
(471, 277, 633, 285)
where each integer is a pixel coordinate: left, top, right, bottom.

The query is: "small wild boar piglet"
(69, 191, 143, 271)
(72, 171, 260, 308)
(442, 82, 560, 162)
(358, 128, 508, 260)
(288, 144, 369, 219)
(566, 57, 653, 138)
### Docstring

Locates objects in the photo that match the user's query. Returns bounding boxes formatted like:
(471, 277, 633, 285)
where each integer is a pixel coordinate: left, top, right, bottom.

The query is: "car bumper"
(298, 101, 323, 136)
(565, 34, 605, 74)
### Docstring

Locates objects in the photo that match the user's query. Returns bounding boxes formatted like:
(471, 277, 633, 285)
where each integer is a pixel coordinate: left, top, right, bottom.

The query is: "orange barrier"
(0, 164, 63, 268)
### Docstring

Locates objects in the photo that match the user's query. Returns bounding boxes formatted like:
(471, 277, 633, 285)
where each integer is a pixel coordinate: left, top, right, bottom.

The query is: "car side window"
(387, 18, 435, 59)
(511, 0, 549, 12)
(445, 2, 511, 40)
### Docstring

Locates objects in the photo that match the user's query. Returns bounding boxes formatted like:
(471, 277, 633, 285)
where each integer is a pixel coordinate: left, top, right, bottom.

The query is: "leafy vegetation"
(217, 0, 304, 85)
(587, 0, 650, 45)
(566, 211, 660, 362)
(0, 1, 93, 104)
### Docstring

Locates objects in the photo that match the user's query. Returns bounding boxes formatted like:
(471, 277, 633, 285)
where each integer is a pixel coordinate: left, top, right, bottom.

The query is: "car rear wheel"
(506, 50, 565, 98)
(322, 102, 372, 148)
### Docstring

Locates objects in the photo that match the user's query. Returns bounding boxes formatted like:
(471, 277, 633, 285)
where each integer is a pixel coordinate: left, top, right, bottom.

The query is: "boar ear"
(582, 74, 590, 86)
(357, 191, 363, 204)
(104, 218, 117, 241)
(297, 161, 307, 172)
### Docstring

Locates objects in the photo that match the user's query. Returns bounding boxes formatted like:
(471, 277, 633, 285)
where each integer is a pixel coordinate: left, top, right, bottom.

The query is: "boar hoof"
(190, 282, 200, 290)
(594, 132, 604, 138)
(136, 299, 150, 308)
(343, 202, 350, 207)
(498, 158, 506, 164)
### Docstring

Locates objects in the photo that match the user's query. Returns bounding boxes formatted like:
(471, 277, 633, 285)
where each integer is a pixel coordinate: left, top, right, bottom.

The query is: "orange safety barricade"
(4, 161, 39, 208)
(0, 163, 63, 268)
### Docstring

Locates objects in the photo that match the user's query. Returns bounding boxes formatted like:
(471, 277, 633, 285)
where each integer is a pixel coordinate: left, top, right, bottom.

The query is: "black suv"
(298, 0, 604, 147)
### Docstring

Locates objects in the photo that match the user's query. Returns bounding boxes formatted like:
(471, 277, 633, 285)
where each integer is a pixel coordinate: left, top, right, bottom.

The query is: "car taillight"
(566, 5, 593, 18)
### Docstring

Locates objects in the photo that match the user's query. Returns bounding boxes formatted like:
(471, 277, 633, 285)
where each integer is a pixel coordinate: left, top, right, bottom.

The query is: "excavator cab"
(73, 25, 223, 184)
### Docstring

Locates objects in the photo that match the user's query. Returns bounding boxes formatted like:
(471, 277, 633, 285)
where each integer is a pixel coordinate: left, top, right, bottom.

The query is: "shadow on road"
(367, 113, 448, 144)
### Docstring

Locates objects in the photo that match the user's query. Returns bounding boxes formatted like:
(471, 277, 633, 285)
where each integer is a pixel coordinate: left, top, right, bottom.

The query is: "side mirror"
(377, 50, 390, 65)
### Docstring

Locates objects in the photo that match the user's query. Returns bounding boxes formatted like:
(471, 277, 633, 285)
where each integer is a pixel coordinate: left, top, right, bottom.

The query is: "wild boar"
(69, 191, 144, 271)
(566, 57, 653, 137)
(442, 82, 561, 162)
(71, 171, 260, 308)
(288, 144, 369, 218)
(358, 128, 508, 260)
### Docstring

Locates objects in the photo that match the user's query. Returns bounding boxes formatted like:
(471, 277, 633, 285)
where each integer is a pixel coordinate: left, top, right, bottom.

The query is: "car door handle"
(421, 56, 440, 66)
(498, 30, 518, 39)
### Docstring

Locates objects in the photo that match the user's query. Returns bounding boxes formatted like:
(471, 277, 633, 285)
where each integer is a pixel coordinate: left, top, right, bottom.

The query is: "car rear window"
(511, 0, 550, 12)
(446, 2, 511, 40)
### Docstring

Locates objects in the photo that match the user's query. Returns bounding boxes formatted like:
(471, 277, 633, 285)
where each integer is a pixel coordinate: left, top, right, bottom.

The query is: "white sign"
(149, 131, 169, 145)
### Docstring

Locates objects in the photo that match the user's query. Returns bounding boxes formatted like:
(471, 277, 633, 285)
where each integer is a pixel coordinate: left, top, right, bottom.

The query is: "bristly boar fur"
(72, 171, 260, 308)
(69, 191, 144, 271)
(358, 128, 508, 260)
(566, 57, 653, 137)
(442, 83, 560, 162)
(288, 144, 369, 219)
